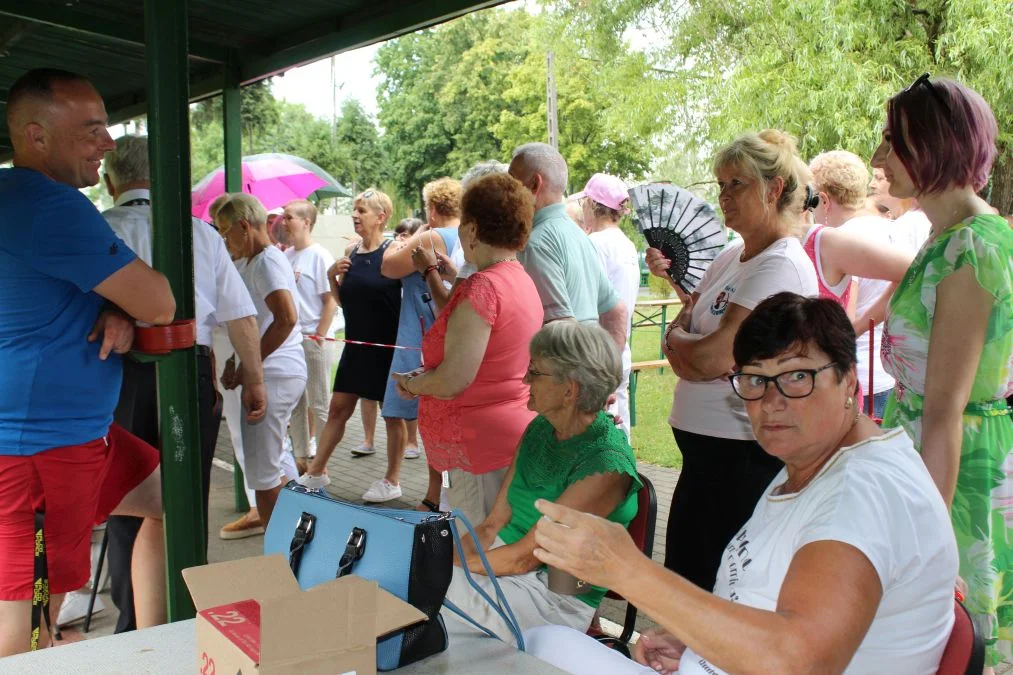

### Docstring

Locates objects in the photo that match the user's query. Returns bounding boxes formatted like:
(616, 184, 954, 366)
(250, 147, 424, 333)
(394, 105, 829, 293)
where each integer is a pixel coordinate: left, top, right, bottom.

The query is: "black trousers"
(106, 354, 221, 633)
(663, 428, 783, 592)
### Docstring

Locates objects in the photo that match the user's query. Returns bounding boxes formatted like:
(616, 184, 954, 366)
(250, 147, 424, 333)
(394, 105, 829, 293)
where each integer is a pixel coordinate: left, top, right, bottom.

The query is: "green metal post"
(145, 0, 205, 622)
(223, 53, 250, 514)
(659, 305, 668, 372)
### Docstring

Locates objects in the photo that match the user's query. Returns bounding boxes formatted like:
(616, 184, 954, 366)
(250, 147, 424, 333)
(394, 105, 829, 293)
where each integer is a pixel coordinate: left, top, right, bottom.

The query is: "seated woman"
(526, 292, 958, 675)
(440, 320, 642, 642)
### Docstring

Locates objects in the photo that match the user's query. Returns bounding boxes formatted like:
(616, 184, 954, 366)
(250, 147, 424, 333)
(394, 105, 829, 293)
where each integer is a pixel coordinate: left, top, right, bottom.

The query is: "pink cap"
(570, 173, 629, 211)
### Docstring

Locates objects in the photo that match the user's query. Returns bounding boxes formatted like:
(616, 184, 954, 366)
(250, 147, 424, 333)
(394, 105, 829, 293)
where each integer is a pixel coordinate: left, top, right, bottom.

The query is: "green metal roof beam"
(239, 0, 507, 83)
(0, 1, 227, 63)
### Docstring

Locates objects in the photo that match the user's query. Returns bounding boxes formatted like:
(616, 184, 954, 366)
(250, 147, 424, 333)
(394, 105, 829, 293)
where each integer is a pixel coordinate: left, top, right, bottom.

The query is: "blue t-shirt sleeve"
(27, 185, 136, 292)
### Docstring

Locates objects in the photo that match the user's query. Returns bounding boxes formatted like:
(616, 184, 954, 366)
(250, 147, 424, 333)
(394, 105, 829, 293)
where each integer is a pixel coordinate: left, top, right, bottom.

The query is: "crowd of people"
(0, 64, 1011, 675)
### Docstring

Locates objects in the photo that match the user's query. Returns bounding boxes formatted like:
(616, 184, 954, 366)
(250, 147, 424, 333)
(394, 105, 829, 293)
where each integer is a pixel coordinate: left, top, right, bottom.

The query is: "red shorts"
(0, 424, 160, 600)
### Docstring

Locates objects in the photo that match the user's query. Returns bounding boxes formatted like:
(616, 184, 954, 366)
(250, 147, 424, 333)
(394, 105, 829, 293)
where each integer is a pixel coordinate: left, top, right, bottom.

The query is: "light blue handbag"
(264, 482, 524, 670)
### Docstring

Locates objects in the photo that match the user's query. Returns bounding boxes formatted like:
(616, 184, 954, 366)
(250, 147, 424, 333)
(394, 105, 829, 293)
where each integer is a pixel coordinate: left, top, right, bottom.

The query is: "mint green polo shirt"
(518, 203, 619, 323)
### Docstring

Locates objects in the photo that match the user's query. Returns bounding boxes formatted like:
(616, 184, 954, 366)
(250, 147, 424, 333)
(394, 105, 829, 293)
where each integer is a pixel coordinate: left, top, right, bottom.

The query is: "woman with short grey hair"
(439, 320, 641, 641)
(528, 320, 622, 414)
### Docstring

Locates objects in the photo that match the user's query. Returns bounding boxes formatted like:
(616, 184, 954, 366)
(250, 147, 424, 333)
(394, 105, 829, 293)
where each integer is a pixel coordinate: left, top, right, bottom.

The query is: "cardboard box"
(183, 555, 427, 675)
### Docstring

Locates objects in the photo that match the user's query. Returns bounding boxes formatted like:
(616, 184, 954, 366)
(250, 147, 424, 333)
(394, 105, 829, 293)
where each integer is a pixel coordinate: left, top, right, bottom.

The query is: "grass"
(628, 324, 683, 469)
(333, 317, 684, 469)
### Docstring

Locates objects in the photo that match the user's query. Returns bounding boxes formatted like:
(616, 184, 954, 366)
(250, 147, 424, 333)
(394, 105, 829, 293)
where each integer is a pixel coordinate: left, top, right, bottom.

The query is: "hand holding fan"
(628, 183, 726, 294)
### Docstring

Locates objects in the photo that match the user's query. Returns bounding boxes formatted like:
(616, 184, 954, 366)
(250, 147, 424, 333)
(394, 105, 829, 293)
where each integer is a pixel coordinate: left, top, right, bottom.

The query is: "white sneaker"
(404, 445, 421, 459)
(295, 473, 331, 490)
(57, 590, 105, 628)
(351, 443, 375, 457)
(362, 479, 402, 503)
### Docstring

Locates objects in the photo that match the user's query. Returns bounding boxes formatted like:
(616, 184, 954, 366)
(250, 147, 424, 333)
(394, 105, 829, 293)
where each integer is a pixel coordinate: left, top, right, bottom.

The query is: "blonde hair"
(285, 199, 318, 229)
(354, 188, 393, 225)
(422, 177, 462, 218)
(208, 193, 232, 221)
(809, 151, 869, 210)
(215, 193, 268, 234)
(714, 129, 808, 219)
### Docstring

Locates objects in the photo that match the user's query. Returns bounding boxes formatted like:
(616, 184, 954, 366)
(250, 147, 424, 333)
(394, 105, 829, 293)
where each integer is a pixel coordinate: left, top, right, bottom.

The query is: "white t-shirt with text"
(285, 242, 335, 335)
(678, 428, 957, 675)
(668, 237, 818, 439)
(240, 245, 307, 381)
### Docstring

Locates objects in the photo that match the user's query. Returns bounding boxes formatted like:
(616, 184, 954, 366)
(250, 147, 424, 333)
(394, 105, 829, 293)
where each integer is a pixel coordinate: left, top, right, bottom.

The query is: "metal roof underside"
(0, 0, 507, 156)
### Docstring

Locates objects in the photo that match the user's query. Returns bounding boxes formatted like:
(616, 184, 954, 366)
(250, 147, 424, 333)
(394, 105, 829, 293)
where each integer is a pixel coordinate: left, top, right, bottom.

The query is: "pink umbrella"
(190, 154, 350, 220)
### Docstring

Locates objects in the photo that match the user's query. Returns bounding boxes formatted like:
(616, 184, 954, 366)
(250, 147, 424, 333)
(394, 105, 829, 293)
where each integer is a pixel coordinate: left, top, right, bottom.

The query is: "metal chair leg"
(83, 529, 109, 633)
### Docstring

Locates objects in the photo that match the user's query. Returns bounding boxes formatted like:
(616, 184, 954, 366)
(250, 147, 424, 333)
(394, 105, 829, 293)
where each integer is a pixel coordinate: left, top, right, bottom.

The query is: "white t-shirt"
(450, 240, 476, 279)
(240, 246, 307, 380)
(589, 227, 640, 374)
(669, 237, 818, 439)
(103, 188, 256, 347)
(678, 428, 957, 675)
(894, 209, 932, 254)
(840, 215, 927, 394)
(285, 243, 335, 335)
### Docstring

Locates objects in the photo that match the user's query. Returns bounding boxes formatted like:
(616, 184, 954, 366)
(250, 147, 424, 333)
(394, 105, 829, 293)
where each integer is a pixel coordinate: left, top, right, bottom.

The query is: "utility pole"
(546, 51, 558, 150)
(331, 55, 337, 141)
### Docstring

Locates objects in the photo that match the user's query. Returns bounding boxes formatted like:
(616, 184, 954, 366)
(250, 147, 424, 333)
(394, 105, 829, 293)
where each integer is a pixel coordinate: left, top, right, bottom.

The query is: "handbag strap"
(443, 510, 525, 651)
(288, 512, 317, 575)
(336, 527, 367, 578)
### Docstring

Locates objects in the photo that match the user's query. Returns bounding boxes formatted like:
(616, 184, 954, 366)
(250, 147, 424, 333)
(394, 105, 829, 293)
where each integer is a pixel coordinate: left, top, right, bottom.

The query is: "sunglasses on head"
(904, 73, 951, 118)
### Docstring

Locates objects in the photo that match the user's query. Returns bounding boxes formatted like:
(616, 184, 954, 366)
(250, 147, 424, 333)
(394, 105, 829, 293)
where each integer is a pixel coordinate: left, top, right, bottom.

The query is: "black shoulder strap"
(30, 511, 52, 651)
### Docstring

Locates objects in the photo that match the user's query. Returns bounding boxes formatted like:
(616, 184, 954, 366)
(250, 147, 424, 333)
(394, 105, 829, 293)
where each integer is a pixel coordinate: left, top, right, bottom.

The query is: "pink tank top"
(803, 225, 852, 310)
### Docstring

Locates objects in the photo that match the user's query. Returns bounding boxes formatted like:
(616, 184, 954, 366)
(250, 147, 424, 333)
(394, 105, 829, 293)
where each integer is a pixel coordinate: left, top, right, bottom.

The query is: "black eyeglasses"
(729, 363, 836, 401)
(905, 73, 951, 118)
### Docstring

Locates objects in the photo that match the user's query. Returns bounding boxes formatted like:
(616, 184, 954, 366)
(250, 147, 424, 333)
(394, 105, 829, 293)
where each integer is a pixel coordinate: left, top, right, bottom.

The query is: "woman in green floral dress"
(875, 74, 1013, 669)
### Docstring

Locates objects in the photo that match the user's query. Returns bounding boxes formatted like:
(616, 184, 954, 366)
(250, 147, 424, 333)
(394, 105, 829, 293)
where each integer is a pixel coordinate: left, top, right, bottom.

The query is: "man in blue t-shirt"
(0, 68, 176, 655)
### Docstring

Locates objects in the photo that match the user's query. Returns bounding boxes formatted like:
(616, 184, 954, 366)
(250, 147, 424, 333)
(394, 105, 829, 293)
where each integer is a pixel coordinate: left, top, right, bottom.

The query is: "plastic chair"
(936, 598, 985, 675)
(589, 472, 657, 656)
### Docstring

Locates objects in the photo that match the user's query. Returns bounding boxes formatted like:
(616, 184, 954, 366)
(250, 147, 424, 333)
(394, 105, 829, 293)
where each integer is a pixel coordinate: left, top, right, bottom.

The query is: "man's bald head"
(509, 142, 568, 208)
(6, 68, 92, 136)
(6, 68, 114, 188)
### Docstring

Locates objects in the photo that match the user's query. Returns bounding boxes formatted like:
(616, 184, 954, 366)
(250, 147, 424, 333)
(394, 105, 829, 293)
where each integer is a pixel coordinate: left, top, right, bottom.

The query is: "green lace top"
(498, 411, 642, 608)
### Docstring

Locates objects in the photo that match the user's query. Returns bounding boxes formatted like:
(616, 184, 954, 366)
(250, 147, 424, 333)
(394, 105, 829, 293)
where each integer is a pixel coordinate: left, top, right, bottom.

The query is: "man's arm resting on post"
(93, 258, 176, 325)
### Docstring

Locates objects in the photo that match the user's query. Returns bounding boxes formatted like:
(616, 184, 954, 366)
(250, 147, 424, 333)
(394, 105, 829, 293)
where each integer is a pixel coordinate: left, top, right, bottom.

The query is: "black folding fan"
(628, 183, 726, 293)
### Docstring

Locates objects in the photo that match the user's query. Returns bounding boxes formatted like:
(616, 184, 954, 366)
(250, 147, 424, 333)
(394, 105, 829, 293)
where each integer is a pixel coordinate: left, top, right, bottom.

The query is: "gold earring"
(845, 396, 853, 409)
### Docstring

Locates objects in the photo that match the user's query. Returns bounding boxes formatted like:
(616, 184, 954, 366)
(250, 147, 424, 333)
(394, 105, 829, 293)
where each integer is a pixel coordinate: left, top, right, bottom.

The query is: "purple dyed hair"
(886, 76, 998, 194)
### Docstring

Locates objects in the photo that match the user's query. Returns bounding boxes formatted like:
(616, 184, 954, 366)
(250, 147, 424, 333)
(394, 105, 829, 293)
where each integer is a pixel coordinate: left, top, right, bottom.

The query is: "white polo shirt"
(285, 242, 335, 335)
(102, 188, 256, 347)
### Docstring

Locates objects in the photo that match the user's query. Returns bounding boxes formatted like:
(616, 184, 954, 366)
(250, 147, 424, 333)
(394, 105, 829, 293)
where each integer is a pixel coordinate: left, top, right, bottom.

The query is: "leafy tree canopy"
(547, 0, 1013, 212)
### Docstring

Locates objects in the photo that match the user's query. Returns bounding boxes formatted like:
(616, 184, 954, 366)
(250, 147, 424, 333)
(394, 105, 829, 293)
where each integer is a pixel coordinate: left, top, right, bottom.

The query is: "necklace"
(480, 255, 517, 270)
(775, 409, 861, 496)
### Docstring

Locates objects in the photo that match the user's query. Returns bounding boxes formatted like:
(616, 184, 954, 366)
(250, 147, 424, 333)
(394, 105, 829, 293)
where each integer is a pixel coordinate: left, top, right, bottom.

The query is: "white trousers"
(607, 366, 632, 440)
(524, 625, 656, 674)
(290, 337, 337, 458)
(441, 538, 595, 648)
(241, 375, 304, 491)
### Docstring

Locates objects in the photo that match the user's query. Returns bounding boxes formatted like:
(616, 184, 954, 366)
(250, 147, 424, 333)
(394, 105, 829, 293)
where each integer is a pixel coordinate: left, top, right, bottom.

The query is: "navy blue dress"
(333, 240, 401, 401)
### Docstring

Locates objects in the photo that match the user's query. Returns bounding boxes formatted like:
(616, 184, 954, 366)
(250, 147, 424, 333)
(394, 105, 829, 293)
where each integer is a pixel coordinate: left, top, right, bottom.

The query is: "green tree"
(375, 8, 669, 201)
(549, 0, 1013, 213)
(332, 99, 387, 192)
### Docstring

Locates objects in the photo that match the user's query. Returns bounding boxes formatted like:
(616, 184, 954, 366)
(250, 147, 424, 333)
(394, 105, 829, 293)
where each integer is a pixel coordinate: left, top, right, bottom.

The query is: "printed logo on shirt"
(710, 285, 735, 316)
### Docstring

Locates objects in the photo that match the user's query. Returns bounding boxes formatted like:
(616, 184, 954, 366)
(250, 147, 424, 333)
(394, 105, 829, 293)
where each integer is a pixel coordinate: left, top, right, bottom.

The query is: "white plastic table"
(0, 619, 566, 674)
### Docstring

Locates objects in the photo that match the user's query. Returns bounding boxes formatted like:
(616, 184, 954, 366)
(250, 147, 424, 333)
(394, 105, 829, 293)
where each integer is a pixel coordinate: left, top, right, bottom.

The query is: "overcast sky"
(270, 43, 382, 121)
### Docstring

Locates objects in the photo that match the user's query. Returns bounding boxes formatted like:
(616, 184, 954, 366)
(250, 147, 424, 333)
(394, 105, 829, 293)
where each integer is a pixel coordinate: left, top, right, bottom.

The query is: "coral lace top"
(418, 260, 542, 474)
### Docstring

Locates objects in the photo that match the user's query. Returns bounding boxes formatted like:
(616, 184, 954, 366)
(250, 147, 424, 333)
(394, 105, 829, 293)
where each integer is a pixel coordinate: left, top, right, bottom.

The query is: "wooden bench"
(629, 359, 669, 427)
